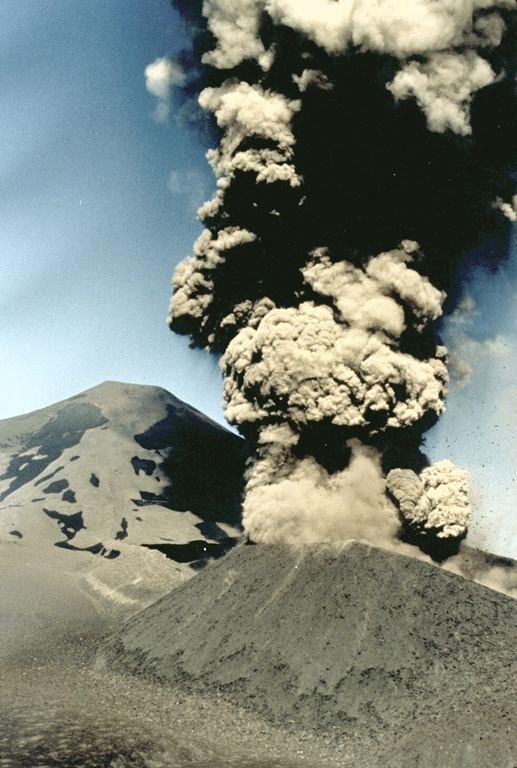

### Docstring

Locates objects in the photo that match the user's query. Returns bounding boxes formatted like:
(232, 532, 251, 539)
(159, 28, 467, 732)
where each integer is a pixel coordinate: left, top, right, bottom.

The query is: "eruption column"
(167, 0, 517, 559)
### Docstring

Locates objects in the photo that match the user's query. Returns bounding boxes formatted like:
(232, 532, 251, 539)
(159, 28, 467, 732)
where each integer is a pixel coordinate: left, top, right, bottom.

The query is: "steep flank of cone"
(98, 542, 517, 766)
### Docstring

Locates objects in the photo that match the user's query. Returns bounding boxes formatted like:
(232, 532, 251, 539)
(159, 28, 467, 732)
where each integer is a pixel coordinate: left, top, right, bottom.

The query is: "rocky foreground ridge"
(98, 540, 517, 767)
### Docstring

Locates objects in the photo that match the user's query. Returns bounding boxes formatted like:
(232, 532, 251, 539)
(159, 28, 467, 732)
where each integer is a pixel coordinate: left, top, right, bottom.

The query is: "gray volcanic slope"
(0, 381, 247, 647)
(0, 380, 246, 567)
(98, 541, 517, 767)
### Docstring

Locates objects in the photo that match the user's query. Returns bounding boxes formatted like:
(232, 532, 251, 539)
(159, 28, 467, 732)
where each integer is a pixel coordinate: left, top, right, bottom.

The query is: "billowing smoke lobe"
(167, 0, 517, 560)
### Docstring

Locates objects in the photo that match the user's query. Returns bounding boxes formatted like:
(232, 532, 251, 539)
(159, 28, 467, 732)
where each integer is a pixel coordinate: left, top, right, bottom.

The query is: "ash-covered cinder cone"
(97, 541, 517, 766)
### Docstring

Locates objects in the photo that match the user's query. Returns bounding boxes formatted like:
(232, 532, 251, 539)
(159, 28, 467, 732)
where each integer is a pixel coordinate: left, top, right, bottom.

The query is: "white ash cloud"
(387, 461, 471, 542)
(304, 241, 445, 330)
(292, 69, 333, 93)
(222, 243, 448, 433)
(168, 77, 302, 345)
(145, 57, 186, 123)
(201, 0, 274, 71)
(446, 353, 473, 389)
(243, 432, 399, 546)
(199, 0, 515, 135)
(266, 0, 515, 58)
(196, 80, 301, 221)
(493, 194, 517, 222)
(170, 227, 257, 328)
(199, 81, 300, 166)
(387, 51, 495, 136)
(220, 242, 461, 551)
(205, 0, 515, 62)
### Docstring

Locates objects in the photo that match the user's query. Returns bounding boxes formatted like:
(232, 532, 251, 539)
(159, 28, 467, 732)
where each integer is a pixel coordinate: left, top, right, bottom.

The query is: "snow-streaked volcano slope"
(0, 381, 246, 613)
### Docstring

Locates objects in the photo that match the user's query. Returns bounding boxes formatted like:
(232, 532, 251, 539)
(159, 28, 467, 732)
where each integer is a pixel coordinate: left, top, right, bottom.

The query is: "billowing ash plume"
(167, 0, 517, 559)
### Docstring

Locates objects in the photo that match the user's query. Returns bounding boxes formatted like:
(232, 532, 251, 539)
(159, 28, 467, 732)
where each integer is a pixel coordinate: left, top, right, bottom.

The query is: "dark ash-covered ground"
(97, 541, 517, 768)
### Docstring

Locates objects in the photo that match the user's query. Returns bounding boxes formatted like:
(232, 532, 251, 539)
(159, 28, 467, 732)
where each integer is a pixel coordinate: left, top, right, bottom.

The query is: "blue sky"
(425, 236, 517, 558)
(1, 1, 516, 557)
(1, 0, 224, 424)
